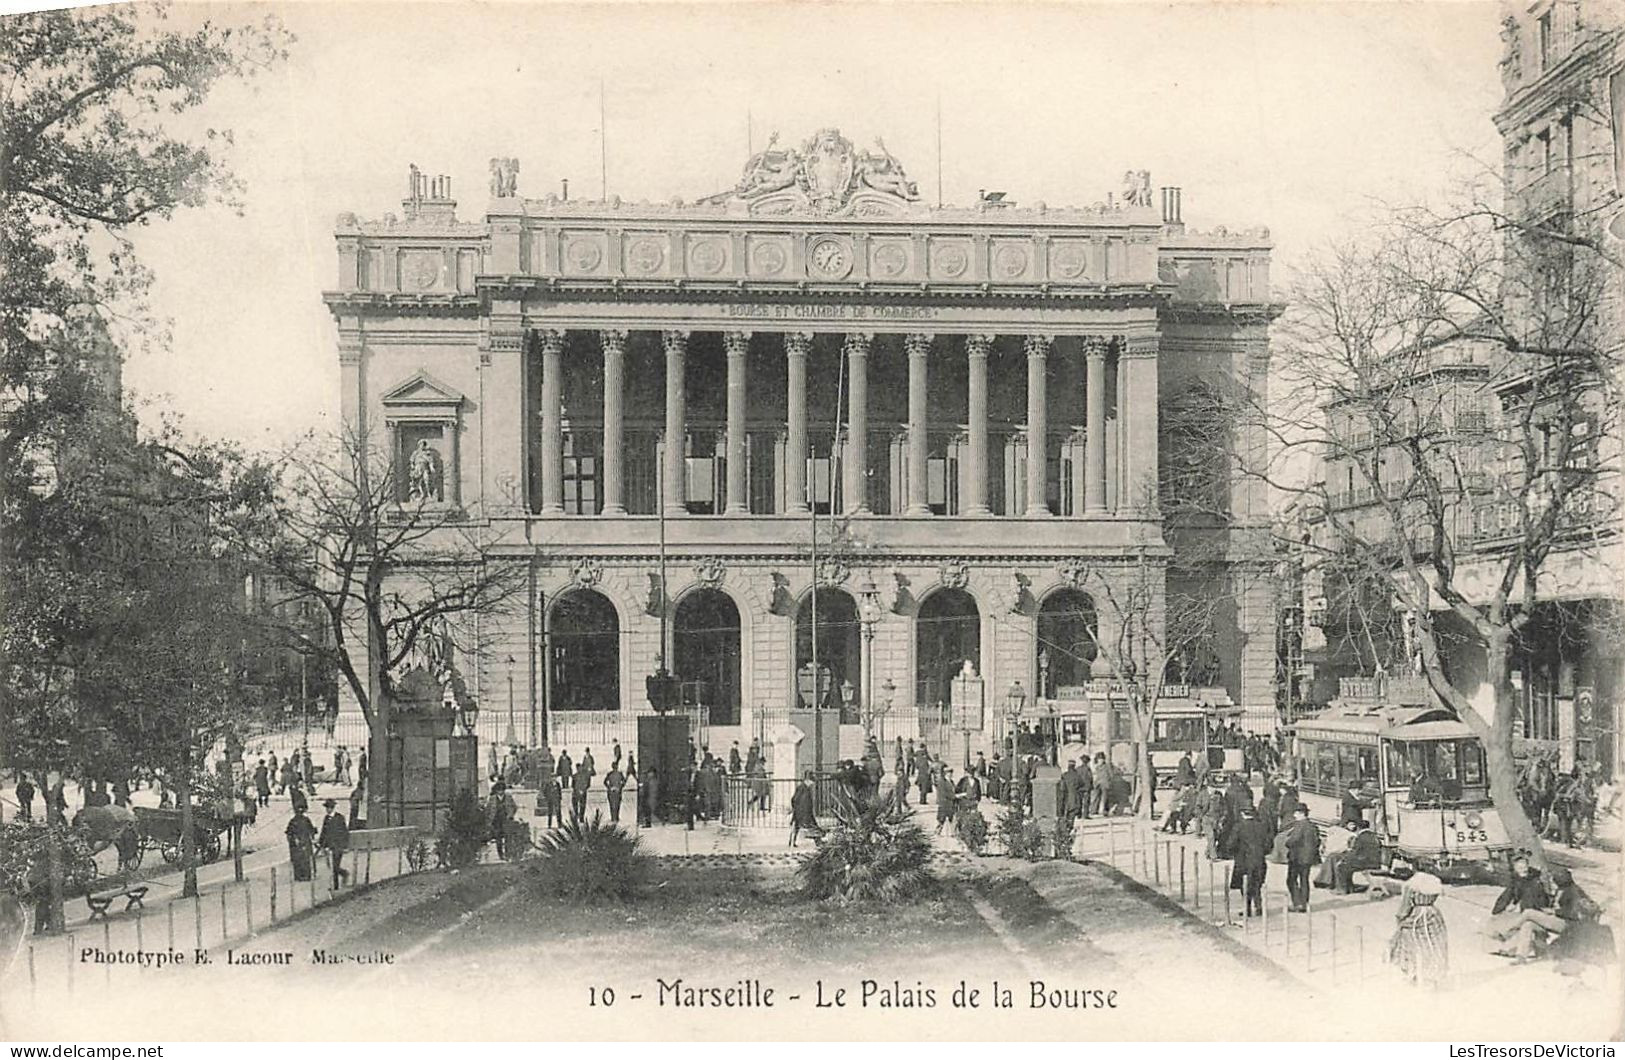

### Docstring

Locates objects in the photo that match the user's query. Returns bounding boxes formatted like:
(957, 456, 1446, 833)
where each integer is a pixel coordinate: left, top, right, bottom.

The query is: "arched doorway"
(1036, 588, 1098, 697)
(916, 588, 981, 712)
(674, 588, 742, 725)
(795, 587, 860, 721)
(549, 589, 620, 712)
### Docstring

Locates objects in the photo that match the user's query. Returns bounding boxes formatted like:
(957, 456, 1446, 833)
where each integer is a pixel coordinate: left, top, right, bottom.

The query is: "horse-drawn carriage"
(130, 804, 239, 868)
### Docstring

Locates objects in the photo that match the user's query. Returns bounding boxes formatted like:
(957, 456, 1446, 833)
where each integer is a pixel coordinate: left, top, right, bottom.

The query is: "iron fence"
(720, 773, 848, 828)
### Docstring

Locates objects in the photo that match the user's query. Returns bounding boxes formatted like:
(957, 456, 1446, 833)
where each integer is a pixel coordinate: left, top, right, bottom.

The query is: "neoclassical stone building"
(325, 131, 1281, 761)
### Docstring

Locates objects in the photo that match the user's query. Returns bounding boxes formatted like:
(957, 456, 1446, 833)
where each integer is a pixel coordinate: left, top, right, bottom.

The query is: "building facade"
(325, 131, 1280, 762)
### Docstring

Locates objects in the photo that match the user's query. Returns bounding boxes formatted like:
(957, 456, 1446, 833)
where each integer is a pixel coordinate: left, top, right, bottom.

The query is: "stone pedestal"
(770, 727, 804, 824)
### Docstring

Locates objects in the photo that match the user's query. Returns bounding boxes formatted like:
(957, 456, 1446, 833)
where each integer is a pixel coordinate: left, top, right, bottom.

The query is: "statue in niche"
(407, 438, 444, 502)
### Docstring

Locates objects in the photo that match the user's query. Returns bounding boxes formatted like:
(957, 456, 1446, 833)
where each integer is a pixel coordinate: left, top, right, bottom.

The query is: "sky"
(106, 0, 1507, 449)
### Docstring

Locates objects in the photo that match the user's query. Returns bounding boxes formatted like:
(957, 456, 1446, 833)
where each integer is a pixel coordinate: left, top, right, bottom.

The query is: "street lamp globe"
(857, 574, 881, 621)
(1006, 679, 1027, 717)
(881, 675, 896, 707)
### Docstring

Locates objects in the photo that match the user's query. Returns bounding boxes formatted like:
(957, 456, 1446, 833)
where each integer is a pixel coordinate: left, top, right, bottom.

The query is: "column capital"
(538, 328, 565, 355)
(723, 331, 752, 358)
(1081, 334, 1113, 359)
(661, 329, 689, 355)
(1120, 335, 1160, 359)
(1023, 334, 1053, 359)
(965, 334, 995, 358)
(904, 333, 935, 357)
(600, 329, 628, 354)
(843, 332, 874, 357)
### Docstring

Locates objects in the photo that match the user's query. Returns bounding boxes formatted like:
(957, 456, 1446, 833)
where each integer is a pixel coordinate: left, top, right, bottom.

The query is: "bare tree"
(1258, 183, 1620, 864)
(231, 431, 526, 821)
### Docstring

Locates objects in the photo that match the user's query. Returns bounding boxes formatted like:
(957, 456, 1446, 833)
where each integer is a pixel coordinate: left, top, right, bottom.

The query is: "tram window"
(1337, 745, 1359, 786)
(1462, 743, 1485, 785)
(1358, 748, 1379, 785)
(1385, 742, 1408, 785)
(1316, 744, 1337, 791)
(1431, 743, 1459, 780)
(1295, 740, 1317, 787)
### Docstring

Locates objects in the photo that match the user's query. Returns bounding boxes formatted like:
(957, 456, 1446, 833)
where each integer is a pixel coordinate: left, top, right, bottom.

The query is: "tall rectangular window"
(1538, 11, 1552, 68)
(561, 433, 599, 515)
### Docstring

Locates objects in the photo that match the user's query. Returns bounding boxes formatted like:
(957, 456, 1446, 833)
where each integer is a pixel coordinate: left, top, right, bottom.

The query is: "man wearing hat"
(1486, 849, 1549, 955)
(1280, 802, 1321, 912)
(316, 798, 350, 890)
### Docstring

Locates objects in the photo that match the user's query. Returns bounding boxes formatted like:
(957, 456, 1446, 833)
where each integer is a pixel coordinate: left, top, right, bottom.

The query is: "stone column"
(724, 331, 750, 515)
(784, 333, 810, 514)
(600, 329, 627, 516)
(1084, 336, 1110, 514)
(539, 329, 564, 514)
(905, 333, 932, 515)
(1120, 335, 1160, 515)
(1024, 334, 1051, 517)
(844, 333, 871, 514)
(965, 335, 992, 516)
(662, 330, 688, 516)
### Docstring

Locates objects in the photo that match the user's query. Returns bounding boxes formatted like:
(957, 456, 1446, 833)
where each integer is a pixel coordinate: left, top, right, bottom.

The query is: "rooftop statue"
(727, 128, 920, 217)
(1121, 169, 1153, 209)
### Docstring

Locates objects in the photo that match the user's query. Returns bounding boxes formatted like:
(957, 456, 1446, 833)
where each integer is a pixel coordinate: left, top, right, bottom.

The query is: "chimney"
(561, 178, 570, 201)
(1161, 186, 1183, 228)
(403, 169, 457, 221)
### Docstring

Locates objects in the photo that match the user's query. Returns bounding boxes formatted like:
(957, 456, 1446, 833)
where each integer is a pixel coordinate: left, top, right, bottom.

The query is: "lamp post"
(840, 679, 856, 729)
(504, 654, 517, 747)
(879, 676, 896, 746)
(857, 575, 882, 739)
(1006, 679, 1027, 816)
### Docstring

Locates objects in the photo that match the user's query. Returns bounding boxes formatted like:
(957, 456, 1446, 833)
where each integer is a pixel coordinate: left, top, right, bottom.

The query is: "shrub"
(404, 837, 433, 873)
(799, 789, 933, 902)
(954, 806, 989, 855)
(0, 823, 99, 898)
(996, 805, 1046, 861)
(529, 813, 649, 902)
(1052, 813, 1076, 860)
(435, 789, 489, 870)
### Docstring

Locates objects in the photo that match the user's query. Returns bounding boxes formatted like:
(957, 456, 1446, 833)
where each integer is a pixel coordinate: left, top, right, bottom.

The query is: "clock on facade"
(808, 237, 851, 279)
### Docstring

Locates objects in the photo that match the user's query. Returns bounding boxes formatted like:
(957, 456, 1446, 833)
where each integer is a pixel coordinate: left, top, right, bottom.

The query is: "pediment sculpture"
(723, 129, 921, 217)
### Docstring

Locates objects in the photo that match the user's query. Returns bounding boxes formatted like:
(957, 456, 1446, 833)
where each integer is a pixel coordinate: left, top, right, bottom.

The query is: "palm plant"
(529, 813, 649, 902)
(798, 786, 932, 902)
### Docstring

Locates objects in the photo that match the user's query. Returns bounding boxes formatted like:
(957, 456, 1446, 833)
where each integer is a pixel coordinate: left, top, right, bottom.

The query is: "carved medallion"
(1051, 243, 1087, 280)
(689, 239, 726, 276)
(627, 238, 665, 274)
(1056, 558, 1090, 589)
(871, 243, 908, 278)
(570, 558, 604, 589)
(938, 560, 971, 591)
(750, 241, 788, 275)
(932, 243, 969, 279)
(816, 557, 850, 587)
(694, 557, 726, 589)
(808, 237, 852, 280)
(402, 251, 440, 290)
(993, 244, 1029, 279)
(566, 240, 603, 272)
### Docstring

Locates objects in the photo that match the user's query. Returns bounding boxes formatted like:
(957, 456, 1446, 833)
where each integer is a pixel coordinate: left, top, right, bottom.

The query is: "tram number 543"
(1454, 828, 1489, 844)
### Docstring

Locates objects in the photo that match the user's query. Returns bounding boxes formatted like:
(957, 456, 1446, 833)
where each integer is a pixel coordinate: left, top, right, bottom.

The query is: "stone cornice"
(1493, 28, 1621, 134)
(323, 291, 480, 316)
(1159, 302, 1286, 326)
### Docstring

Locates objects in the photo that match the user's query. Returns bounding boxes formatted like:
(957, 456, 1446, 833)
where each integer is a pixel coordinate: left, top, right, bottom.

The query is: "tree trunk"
(365, 693, 391, 829)
(1483, 717, 1546, 871)
(177, 762, 198, 899)
(44, 822, 65, 935)
(1136, 732, 1156, 820)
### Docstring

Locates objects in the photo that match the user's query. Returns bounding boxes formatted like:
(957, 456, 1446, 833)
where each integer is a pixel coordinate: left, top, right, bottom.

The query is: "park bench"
(1350, 867, 1404, 898)
(85, 883, 149, 920)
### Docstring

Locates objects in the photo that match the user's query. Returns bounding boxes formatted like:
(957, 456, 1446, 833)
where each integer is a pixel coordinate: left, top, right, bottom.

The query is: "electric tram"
(1148, 699, 1246, 786)
(1290, 702, 1511, 873)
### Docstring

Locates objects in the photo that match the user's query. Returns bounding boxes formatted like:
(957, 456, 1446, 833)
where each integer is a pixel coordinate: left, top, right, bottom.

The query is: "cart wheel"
(161, 840, 181, 866)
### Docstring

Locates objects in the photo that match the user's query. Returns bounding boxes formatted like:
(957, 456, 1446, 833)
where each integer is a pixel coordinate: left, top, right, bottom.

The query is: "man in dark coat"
(935, 767, 958, 834)
(290, 783, 309, 816)
(1280, 803, 1321, 912)
(1340, 781, 1370, 828)
(639, 767, 660, 827)
(286, 806, 317, 882)
(789, 775, 817, 847)
(604, 765, 627, 824)
(571, 762, 592, 823)
(915, 752, 933, 805)
(15, 774, 35, 821)
(1231, 805, 1270, 917)
(317, 798, 351, 889)
(252, 761, 270, 808)
(955, 768, 982, 810)
(1076, 758, 1093, 819)
(1175, 752, 1196, 790)
(1324, 819, 1382, 893)
(729, 743, 742, 775)
(1059, 761, 1082, 820)
(543, 769, 564, 827)
(556, 749, 573, 786)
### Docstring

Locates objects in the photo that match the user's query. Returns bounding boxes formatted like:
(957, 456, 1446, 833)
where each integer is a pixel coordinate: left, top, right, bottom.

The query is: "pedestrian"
(286, 806, 317, 882)
(1089, 753, 1109, 816)
(543, 768, 563, 828)
(687, 738, 697, 768)
(290, 783, 309, 816)
(935, 767, 958, 835)
(15, 774, 35, 822)
(317, 798, 350, 889)
(333, 747, 346, 790)
(1387, 873, 1449, 988)
(916, 752, 933, 806)
(612, 740, 623, 772)
(956, 766, 982, 810)
(1231, 804, 1270, 918)
(789, 774, 818, 847)
(1175, 751, 1195, 790)
(582, 746, 596, 780)
(640, 766, 660, 827)
(348, 783, 364, 831)
(1281, 802, 1320, 912)
(1076, 757, 1092, 820)
(604, 764, 626, 824)
(278, 756, 295, 796)
(357, 748, 368, 785)
(684, 768, 700, 831)
(556, 748, 573, 787)
(729, 742, 742, 775)
(571, 762, 591, 823)
(488, 782, 517, 858)
(253, 760, 271, 808)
